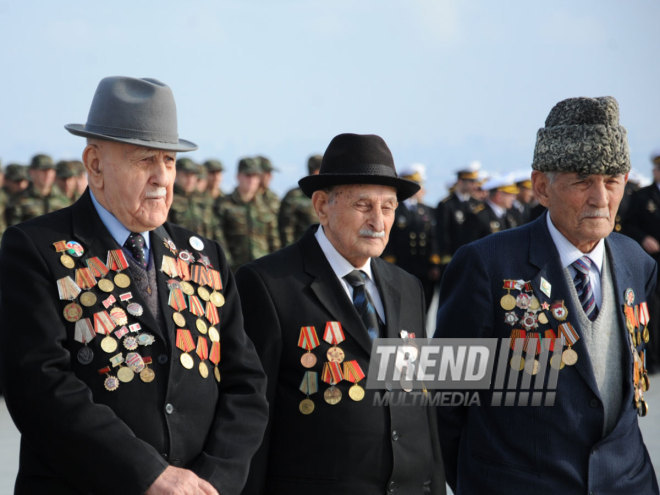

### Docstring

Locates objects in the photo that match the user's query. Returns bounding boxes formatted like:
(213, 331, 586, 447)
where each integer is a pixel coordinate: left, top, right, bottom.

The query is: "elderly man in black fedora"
(0, 76, 268, 495)
(235, 133, 445, 495)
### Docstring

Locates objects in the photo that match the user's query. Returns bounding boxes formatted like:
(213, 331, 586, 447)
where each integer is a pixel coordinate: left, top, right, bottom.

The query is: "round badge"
(180, 352, 194, 370)
(114, 273, 131, 289)
(178, 250, 194, 263)
(509, 355, 525, 371)
(172, 312, 186, 328)
(197, 286, 211, 302)
(140, 367, 156, 383)
(117, 367, 135, 383)
(137, 333, 155, 346)
(323, 386, 342, 405)
(199, 361, 209, 379)
(214, 366, 221, 382)
(126, 302, 143, 317)
(110, 307, 128, 326)
(196, 318, 208, 334)
(500, 294, 516, 311)
(63, 302, 83, 323)
(326, 346, 345, 363)
(180, 281, 195, 296)
(65, 241, 85, 257)
(100, 335, 118, 354)
(210, 291, 225, 307)
(349, 384, 365, 401)
(98, 279, 115, 293)
(299, 398, 315, 415)
(80, 291, 97, 307)
(77, 346, 94, 365)
(189, 236, 204, 251)
(625, 288, 635, 306)
(123, 335, 139, 351)
(549, 354, 565, 370)
(60, 254, 75, 269)
(208, 326, 220, 343)
(300, 352, 317, 368)
(562, 348, 578, 366)
(104, 375, 120, 391)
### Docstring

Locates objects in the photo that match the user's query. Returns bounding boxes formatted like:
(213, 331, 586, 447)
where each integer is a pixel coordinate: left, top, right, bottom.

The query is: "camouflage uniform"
(168, 183, 216, 239)
(257, 156, 281, 215)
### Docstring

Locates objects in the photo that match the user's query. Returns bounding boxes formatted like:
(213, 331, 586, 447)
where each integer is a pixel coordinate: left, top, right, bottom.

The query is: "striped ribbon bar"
(86, 257, 110, 278)
(209, 269, 223, 290)
(107, 249, 129, 271)
(56, 276, 82, 301)
(75, 268, 97, 289)
(176, 329, 195, 352)
(205, 301, 220, 325)
(299, 371, 319, 395)
(188, 295, 205, 317)
(323, 321, 345, 345)
(343, 360, 365, 383)
(298, 326, 320, 350)
(639, 302, 650, 326)
(191, 265, 210, 287)
(558, 322, 579, 345)
(209, 341, 221, 365)
(93, 310, 116, 335)
(321, 362, 344, 384)
(160, 256, 179, 278)
(196, 336, 209, 360)
(74, 318, 95, 344)
(177, 258, 191, 281)
(168, 288, 187, 311)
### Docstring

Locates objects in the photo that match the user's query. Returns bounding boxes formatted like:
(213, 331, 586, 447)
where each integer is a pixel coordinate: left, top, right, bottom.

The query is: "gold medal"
(642, 373, 649, 392)
(638, 399, 649, 417)
(104, 375, 119, 391)
(549, 354, 565, 370)
(197, 286, 210, 302)
(300, 352, 317, 368)
(140, 367, 155, 383)
(172, 312, 186, 328)
(98, 278, 114, 293)
(180, 352, 194, 369)
(299, 398, 315, 415)
(562, 347, 578, 366)
(524, 358, 540, 375)
(60, 253, 75, 269)
(196, 318, 208, 334)
(348, 383, 365, 401)
(114, 272, 131, 289)
(529, 296, 540, 311)
(214, 366, 221, 382)
(63, 302, 83, 322)
(117, 367, 135, 383)
(500, 294, 516, 311)
(538, 312, 549, 325)
(644, 327, 650, 343)
(199, 361, 209, 379)
(80, 291, 97, 307)
(210, 291, 225, 307)
(509, 355, 525, 371)
(180, 281, 195, 296)
(100, 335, 118, 353)
(323, 386, 342, 405)
(326, 346, 345, 363)
(208, 326, 220, 343)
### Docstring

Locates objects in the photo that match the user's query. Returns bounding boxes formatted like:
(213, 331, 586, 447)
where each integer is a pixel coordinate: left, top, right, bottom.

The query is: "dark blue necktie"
(344, 270, 380, 340)
(572, 256, 598, 321)
(124, 232, 147, 269)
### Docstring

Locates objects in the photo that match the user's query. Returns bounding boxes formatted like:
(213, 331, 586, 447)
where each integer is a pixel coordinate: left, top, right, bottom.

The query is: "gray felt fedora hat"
(65, 76, 197, 152)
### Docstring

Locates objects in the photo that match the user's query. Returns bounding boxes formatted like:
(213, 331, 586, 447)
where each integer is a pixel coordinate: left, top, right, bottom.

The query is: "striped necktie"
(572, 256, 598, 321)
(344, 270, 380, 340)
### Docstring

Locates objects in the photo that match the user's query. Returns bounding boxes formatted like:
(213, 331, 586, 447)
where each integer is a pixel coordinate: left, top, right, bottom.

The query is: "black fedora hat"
(65, 76, 197, 152)
(298, 133, 419, 201)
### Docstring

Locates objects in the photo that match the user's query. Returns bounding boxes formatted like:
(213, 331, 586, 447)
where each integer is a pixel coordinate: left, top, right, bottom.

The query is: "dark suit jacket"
(235, 227, 445, 495)
(0, 190, 268, 495)
(435, 213, 659, 494)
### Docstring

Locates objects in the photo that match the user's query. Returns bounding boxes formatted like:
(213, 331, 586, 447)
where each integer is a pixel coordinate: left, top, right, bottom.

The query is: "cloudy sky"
(1, 0, 658, 203)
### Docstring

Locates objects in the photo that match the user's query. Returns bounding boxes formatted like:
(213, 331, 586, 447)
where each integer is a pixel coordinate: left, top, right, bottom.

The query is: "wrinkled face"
(313, 184, 398, 267)
(84, 140, 176, 232)
(532, 170, 627, 252)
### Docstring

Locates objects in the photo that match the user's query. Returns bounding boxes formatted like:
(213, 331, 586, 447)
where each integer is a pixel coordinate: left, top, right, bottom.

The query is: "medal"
(140, 356, 155, 383)
(504, 311, 518, 326)
(349, 384, 366, 401)
(126, 302, 143, 317)
(180, 352, 194, 369)
(625, 288, 635, 306)
(125, 352, 145, 373)
(524, 358, 540, 375)
(551, 301, 568, 321)
(117, 366, 135, 383)
(538, 312, 549, 325)
(529, 296, 540, 311)
(509, 355, 525, 371)
(63, 302, 83, 323)
(299, 371, 319, 414)
(172, 312, 186, 328)
(98, 367, 119, 391)
(57, 276, 82, 301)
(77, 346, 94, 365)
(60, 254, 75, 269)
(110, 307, 128, 326)
(323, 321, 345, 363)
(114, 272, 131, 289)
(210, 341, 221, 382)
(558, 322, 579, 366)
(137, 333, 155, 346)
(197, 286, 210, 302)
(299, 398, 315, 415)
(298, 326, 320, 368)
(521, 312, 539, 331)
(208, 326, 220, 343)
(210, 291, 225, 307)
(549, 354, 565, 370)
(180, 281, 195, 296)
(196, 318, 208, 334)
(199, 362, 209, 378)
(196, 337, 209, 378)
(98, 278, 114, 293)
(80, 291, 97, 307)
(343, 360, 366, 401)
(323, 386, 342, 405)
(562, 348, 578, 366)
(500, 294, 516, 311)
(516, 292, 532, 310)
(321, 361, 343, 405)
(100, 335, 118, 353)
(326, 347, 345, 363)
(65, 241, 84, 257)
(123, 335, 139, 350)
(176, 329, 196, 370)
(189, 236, 204, 251)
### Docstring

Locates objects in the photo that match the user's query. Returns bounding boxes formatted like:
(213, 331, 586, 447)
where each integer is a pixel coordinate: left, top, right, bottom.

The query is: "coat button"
(165, 403, 174, 415)
(391, 430, 400, 441)
(158, 354, 169, 364)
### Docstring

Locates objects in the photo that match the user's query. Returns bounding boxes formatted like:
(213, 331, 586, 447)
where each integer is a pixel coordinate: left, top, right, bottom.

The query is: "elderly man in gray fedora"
(0, 76, 268, 495)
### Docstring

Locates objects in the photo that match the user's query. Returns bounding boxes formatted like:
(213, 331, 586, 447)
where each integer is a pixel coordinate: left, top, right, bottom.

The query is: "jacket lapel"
(371, 258, 403, 338)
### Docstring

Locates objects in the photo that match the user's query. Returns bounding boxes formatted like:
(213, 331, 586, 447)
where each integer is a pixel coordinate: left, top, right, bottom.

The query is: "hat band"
(84, 122, 179, 145)
(321, 162, 398, 178)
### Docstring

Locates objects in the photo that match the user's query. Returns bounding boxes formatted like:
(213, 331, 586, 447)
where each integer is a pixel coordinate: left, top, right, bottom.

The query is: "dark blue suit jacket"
(435, 213, 659, 494)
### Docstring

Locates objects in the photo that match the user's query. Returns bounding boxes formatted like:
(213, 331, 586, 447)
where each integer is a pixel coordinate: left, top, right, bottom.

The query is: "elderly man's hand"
(641, 236, 660, 255)
(145, 466, 219, 495)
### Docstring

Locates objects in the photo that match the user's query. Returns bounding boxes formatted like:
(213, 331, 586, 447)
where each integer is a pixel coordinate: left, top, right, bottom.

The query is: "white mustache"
(145, 187, 167, 199)
(579, 209, 610, 220)
(359, 229, 385, 238)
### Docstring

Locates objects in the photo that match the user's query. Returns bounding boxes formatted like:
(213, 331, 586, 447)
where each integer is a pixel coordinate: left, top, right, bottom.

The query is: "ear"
(311, 190, 329, 225)
(531, 171, 550, 208)
(83, 143, 103, 190)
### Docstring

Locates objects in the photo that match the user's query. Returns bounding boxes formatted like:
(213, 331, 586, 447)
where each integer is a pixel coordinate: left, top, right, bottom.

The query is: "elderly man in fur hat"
(0, 76, 268, 495)
(435, 97, 658, 494)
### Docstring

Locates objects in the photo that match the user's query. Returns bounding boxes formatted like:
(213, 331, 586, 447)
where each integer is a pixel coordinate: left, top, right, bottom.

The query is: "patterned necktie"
(572, 256, 598, 321)
(344, 270, 380, 340)
(124, 232, 147, 269)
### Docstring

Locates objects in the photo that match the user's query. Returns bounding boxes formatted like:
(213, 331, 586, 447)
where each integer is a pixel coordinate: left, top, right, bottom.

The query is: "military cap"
(307, 154, 323, 174)
(204, 159, 225, 172)
(257, 155, 278, 173)
(483, 173, 520, 194)
(197, 163, 207, 179)
(30, 153, 55, 170)
(238, 157, 262, 175)
(5, 164, 29, 182)
(70, 160, 85, 176)
(56, 160, 77, 178)
(532, 96, 630, 176)
(176, 157, 199, 173)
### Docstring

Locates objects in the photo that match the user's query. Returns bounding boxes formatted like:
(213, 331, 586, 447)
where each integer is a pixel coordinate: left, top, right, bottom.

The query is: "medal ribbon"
(502, 280, 516, 289)
(74, 318, 95, 344)
(558, 322, 579, 345)
(93, 310, 116, 335)
(75, 268, 97, 289)
(160, 256, 179, 278)
(323, 321, 345, 345)
(509, 329, 526, 350)
(56, 276, 82, 300)
(298, 326, 320, 350)
(321, 361, 344, 385)
(209, 341, 221, 365)
(107, 249, 129, 271)
(640, 302, 650, 326)
(53, 240, 67, 252)
(176, 329, 195, 352)
(543, 329, 557, 351)
(143, 356, 153, 365)
(188, 295, 205, 317)
(191, 265, 210, 286)
(86, 257, 110, 278)
(114, 326, 129, 339)
(524, 332, 541, 355)
(196, 336, 209, 360)
(177, 258, 191, 281)
(523, 282, 533, 292)
(209, 269, 223, 290)
(299, 371, 318, 395)
(205, 301, 220, 325)
(119, 292, 133, 302)
(102, 294, 116, 309)
(109, 353, 124, 367)
(168, 288, 187, 311)
(343, 360, 365, 383)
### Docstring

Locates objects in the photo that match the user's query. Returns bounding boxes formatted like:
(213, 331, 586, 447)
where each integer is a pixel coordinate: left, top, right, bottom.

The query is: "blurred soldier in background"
(55, 160, 80, 201)
(257, 155, 280, 216)
(5, 153, 71, 226)
(196, 161, 208, 194)
(71, 160, 87, 200)
(278, 154, 321, 247)
(469, 173, 520, 239)
(214, 157, 279, 271)
(510, 171, 535, 225)
(204, 159, 225, 199)
(169, 157, 215, 238)
(382, 163, 441, 308)
(3, 164, 30, 199)
(615, 168, 645, 234)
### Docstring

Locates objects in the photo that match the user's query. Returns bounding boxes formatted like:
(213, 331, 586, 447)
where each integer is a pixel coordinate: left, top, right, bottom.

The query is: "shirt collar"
(89, 190, 151, 251)
(545, 213, 604, 274)
(487, 199, 506, 218)
(314, 225, 374, 281)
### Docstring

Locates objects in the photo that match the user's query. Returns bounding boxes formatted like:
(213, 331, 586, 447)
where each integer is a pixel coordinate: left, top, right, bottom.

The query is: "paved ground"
(1, 383, 659, 493)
